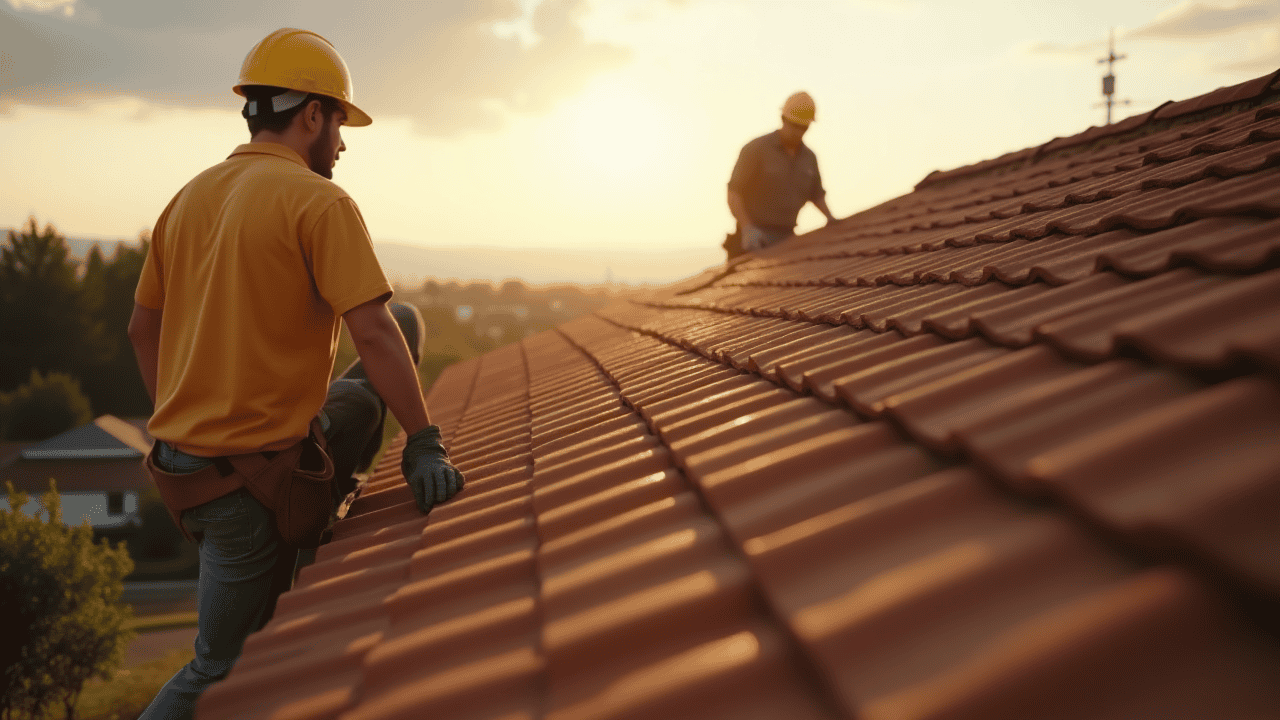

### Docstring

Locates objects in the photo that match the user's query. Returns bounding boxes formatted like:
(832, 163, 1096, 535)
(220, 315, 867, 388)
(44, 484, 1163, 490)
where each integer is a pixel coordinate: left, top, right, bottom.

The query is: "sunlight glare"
(559, 80, 675, 184)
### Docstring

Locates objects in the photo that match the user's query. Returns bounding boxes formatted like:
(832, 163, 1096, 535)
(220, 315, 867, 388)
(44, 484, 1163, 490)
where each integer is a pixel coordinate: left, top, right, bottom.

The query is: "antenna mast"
(1097, 29, 1130, 124)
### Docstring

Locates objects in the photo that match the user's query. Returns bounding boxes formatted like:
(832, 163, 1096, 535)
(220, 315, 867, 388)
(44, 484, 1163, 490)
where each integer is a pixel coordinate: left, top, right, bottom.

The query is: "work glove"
(741, 224, 766, 252)
(402, 425, 465, 514)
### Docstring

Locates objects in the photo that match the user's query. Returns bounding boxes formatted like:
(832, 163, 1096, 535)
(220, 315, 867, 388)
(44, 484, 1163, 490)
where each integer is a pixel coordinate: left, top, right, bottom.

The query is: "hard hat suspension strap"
(242, 88, 309, 119)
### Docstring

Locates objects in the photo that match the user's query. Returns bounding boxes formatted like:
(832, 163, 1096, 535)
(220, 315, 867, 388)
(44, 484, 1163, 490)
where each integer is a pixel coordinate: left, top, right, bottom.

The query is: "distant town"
(371, 277, 618, 391)
(53, 234, 723, 288)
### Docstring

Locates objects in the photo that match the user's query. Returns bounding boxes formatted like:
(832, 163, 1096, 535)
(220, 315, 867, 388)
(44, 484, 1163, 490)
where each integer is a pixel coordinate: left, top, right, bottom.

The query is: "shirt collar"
(768, 129, 805, 152)
(229, 142, 309, 169)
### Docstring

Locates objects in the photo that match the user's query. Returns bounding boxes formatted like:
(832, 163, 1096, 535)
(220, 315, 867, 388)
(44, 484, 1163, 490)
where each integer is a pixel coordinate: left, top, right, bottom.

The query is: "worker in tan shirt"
(726, 91, 837, 257)
(130, 29, 462, 720)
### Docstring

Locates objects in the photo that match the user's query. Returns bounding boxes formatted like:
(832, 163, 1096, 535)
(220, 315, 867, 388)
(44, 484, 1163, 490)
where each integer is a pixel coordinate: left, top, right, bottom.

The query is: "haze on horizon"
(3, 0, 1278, 284)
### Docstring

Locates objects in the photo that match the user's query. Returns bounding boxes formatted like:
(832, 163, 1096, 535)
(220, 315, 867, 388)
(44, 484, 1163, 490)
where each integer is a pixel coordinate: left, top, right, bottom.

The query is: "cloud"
(1129, 0, 1280, 39)
(1214, 26, 1280, 72)
(5, 0, 75, 14)
(0, 0, 630, 134)
(1123, 1, 1280, 75)
(1023, 38, 1107, 57)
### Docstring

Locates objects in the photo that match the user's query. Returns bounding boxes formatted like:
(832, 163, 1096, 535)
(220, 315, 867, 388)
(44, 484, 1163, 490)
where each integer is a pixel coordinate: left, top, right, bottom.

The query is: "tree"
(131, 487, 185, 561)
(0, 370, 92, 441)
(420, 279, 443, 305)
(77, 234, 152, 418)
(499, 279, 527, 303)
(0, 219, 152, 417)
(0, 218, 108, 392)
(0, 480, 134, 720)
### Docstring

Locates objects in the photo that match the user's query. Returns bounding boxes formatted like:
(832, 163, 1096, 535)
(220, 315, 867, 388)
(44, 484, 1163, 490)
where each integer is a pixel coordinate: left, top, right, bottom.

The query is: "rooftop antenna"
(1096, 28, 1131, 124)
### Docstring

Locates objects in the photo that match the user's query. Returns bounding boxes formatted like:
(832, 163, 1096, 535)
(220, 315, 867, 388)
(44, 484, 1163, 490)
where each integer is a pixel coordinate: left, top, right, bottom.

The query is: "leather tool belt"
(144, 418, 336, 549)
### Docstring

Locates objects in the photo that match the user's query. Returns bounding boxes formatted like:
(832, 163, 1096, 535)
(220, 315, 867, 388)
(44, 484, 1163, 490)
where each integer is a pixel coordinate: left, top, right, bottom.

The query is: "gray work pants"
(136, 378, 383, 720)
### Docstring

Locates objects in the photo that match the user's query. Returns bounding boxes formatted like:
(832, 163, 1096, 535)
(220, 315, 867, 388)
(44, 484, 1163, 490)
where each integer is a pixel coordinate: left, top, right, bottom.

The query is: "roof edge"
(914, 67, 1280, 192)
(93, 414, 153, 454)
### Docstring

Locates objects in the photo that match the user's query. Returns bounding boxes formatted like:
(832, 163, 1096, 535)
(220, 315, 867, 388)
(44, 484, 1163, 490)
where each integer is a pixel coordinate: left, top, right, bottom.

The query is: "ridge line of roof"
(718, 212, 1280, 275)
(914, 69, 1280, 192)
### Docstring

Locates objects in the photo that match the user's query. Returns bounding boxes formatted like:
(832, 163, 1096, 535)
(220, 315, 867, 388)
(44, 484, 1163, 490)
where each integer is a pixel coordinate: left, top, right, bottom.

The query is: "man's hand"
(741, 224, 766, 252)
(402, 425, 464, 513)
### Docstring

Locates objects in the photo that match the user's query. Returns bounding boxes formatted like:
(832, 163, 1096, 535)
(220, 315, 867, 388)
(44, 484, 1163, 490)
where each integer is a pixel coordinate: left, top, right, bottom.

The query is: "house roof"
(199, 72, 1280, 720)
(16, 415, 150, 459)
(0, 440, 34, 467)
(1, 415, 154, 493)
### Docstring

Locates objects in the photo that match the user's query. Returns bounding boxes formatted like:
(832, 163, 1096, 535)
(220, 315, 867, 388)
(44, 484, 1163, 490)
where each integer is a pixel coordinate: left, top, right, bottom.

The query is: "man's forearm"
(727, 189, 752, 228)
(132, 341, 160, 406)
(346, 306, 432, 436)
(814, 196, 835, 222)
(127, 303, 162, 405)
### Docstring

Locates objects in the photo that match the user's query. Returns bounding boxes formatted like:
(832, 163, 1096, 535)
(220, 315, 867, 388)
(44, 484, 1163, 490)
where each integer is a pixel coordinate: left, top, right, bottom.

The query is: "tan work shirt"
(728, 130, 825, 231)
(135, 143, 392, 456)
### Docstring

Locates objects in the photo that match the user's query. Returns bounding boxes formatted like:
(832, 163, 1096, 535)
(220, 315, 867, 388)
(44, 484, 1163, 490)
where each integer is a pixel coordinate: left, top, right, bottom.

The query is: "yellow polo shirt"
(136, 143, 392, 456)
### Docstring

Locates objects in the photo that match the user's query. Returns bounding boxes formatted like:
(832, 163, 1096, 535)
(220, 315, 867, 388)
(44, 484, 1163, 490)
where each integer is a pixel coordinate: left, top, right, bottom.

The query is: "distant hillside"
(64, 236, 141, 261)
(0, 232, 141, 264)
(8, 229, 722, 287)
(373, 242, 722, 287)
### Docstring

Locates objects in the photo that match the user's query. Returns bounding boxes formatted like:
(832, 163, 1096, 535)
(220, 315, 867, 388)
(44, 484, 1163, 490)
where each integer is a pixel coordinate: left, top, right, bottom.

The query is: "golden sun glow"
(557, 80, 675, 184)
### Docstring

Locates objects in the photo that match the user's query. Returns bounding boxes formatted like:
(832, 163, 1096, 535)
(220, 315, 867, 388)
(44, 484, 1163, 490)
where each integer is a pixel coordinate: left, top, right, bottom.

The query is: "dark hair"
(242, 85, 343, 135)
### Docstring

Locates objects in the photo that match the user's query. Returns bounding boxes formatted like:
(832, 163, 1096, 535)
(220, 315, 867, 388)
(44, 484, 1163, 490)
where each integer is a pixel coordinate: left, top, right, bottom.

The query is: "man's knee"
(323, 378, 383, 436)
(185, 654, 236, 684)
(322, 378, 386, 494)
(388, 302, 425, 367)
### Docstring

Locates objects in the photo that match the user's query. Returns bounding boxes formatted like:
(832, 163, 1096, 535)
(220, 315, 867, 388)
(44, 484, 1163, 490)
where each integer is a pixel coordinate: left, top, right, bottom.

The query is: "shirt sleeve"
(305, 197, 393, 316)
(810, 154, 826, 203)
(134, 202, 171, 310)
(728, 139, 759, 193)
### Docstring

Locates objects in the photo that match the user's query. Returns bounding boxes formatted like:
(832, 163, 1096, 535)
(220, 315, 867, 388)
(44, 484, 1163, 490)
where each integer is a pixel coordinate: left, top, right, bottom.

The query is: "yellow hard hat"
(782, 91, 816, 126)
(233, 28, 372, 127)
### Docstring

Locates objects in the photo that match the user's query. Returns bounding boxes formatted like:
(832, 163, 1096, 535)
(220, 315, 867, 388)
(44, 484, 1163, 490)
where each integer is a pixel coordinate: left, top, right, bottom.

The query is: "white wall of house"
(2, 491, 141, 530)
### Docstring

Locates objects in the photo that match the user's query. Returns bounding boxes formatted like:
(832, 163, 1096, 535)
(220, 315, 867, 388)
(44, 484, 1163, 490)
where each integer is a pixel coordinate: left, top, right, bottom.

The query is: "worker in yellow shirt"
(129, 29, 463, 720)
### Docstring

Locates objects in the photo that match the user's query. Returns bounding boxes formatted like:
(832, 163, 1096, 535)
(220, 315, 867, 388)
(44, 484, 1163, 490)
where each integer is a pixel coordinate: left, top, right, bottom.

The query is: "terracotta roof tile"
(1033, 268, 1278, 368)
(1026, 375, 1280, 594)
(777, 331, 933, 397)
(201, 77, 1280, 720)
(1152, 70, 1280, 120)
(349, 648, 542, 720)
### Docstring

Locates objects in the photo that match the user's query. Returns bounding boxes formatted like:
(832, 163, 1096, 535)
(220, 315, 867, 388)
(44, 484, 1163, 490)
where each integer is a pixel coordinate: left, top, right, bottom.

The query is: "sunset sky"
(3, 0, 1279, 283)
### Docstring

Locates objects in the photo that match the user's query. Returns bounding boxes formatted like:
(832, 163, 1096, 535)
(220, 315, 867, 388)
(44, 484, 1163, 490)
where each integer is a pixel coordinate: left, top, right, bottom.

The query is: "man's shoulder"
(743, 130, 780, 150)
(800, 142, 819, 162)
(164, 157, 353, 236)
(289, 169, 352, 205)
(219, 154, 352, 205)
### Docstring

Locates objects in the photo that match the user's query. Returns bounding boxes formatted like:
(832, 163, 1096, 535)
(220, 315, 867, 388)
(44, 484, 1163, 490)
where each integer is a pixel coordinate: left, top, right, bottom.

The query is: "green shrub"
(0, 370, 92, 441)
(0, 481, 134, 720)
(131, 488, 185, 562)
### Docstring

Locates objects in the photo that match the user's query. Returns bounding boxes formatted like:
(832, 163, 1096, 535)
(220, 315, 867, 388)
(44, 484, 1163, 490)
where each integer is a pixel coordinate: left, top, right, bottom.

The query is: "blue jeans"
(137, 378, 384, 720)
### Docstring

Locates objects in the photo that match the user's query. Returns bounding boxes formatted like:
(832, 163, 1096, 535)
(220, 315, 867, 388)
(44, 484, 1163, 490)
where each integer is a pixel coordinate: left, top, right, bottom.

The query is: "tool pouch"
(145, 419, 336, 549)
(722, 229, 743, 260)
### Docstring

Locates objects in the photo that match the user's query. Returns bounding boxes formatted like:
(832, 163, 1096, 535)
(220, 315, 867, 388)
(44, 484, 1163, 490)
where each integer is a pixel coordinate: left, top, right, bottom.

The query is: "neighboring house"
(201, 71, 1280, 719)
(0, 415, 152, 531)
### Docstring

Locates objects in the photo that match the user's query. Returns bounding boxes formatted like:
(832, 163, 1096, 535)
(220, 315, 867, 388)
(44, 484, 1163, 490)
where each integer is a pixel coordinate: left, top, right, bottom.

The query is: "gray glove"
(402, 425, 464, 514)
(741, 224, 766, 252)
